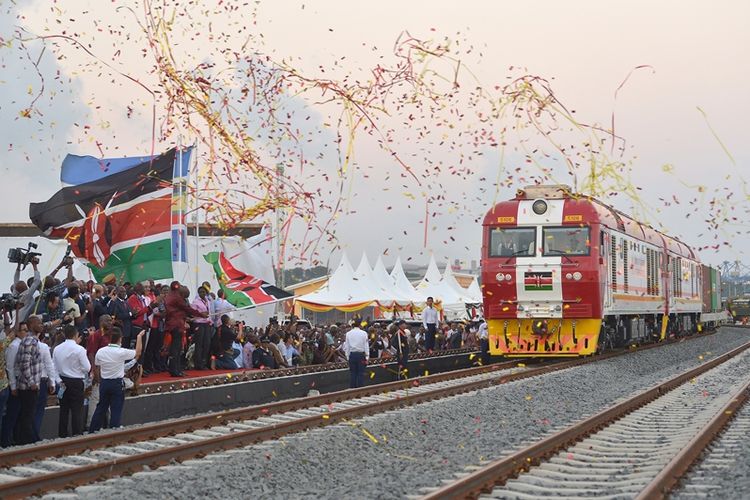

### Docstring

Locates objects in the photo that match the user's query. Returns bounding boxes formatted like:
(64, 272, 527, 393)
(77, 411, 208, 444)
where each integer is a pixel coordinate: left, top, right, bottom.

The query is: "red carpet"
(142, 368, 257, 385)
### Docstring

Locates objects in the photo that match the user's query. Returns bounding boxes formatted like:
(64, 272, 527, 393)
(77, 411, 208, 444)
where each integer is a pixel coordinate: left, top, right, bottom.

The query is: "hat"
(201, 281, 212, 292)
(102, 274, 117, 285)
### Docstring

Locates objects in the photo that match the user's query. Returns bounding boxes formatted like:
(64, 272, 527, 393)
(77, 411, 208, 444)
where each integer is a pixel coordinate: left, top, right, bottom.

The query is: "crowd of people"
(0, 254, 487, 447)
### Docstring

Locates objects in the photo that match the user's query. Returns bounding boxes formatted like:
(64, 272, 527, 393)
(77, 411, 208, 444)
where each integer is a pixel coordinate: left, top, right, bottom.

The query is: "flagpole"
(177, 137, 184, 282)
(275, 163, 284, 318)
(193, 143, 200, 291)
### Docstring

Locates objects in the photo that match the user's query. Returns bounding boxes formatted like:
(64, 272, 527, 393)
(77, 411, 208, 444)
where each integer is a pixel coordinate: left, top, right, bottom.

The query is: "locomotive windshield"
(489, 227, 536, 257)
(542, 226, 590, 256)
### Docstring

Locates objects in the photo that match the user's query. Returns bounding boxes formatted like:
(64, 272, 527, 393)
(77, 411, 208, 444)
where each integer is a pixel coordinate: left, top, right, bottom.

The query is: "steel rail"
(0, 339, 655, 499)
(1, 362, 544, 499)
(636, 378, 750, 500)
(5, 330, 693, 469)
(0, 359, 521, 469)
(0, 328, 729, 499)
(421, 339, 750, 500)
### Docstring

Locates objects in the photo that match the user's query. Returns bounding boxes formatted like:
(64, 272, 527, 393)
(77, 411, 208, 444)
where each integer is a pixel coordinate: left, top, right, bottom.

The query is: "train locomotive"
(481, 185, 726, 357)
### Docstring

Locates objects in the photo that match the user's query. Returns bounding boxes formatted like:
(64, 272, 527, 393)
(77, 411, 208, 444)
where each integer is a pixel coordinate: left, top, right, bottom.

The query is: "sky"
(1, 0, 748, 272)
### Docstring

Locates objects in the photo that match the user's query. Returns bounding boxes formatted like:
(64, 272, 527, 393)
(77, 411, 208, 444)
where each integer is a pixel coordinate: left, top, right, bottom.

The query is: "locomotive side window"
(488, 227, 536, 257)
(541, 226, 590, 256)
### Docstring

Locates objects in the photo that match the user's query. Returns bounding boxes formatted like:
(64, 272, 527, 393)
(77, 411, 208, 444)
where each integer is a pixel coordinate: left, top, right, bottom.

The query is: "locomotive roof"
(483, 185, 697, 260)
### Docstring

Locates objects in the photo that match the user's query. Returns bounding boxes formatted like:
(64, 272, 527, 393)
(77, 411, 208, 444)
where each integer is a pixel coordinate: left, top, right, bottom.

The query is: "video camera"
(61, 245, 75, 268)
(0, 293, 19, 313)
(8, 242, 41, 270)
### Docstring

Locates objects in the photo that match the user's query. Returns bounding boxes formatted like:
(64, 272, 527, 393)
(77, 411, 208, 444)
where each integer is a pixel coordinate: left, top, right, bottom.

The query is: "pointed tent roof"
(370, 255, 414, 304)
(390, 256, 426, 302)
(442, 262, 467, 294)
(467, 277, 483, 303)
(295, 252, 374, 309)
(420, 254, 442, 285)
(353, 253, 385, 298)
(372, 256, 395, 290)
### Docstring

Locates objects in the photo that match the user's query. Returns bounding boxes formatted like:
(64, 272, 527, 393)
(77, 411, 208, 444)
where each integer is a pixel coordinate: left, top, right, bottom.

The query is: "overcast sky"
(1, 0, 748, 271)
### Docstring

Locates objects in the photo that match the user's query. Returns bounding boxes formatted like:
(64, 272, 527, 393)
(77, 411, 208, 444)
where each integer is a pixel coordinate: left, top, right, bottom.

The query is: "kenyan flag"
(29, 148, 187, 283)
(204, 251, 293, 308)
(524, 271, 553, 291)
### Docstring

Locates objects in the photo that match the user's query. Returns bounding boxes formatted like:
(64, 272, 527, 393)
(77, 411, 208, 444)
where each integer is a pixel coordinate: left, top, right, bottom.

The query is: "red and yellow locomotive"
(481, 185, 723, 357)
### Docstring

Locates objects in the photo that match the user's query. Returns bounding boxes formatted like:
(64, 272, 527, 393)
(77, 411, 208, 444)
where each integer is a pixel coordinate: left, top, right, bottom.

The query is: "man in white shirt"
(27, 315, 61, 442)
(212, 289, 234, 327)
(342, 321, 369, 388)
(62, 285, 82, 328)
(422, 296, 440, 351)
(53, 324, 91, 437)
(89, 327, 144, 432)
(1, 322, 26, 447)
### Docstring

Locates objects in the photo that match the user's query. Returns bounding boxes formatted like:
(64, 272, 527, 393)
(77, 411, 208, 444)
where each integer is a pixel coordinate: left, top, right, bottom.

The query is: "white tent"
(353, 254, 388, 300)
(295, 253, 477, 316)
(466, 277, 483, 303)
(443, 264, 481, 304)
(295, 253, 375, 311)
(420, 254, 443, 285)
(371, 255, 418, 305)
(389, 256, 426, 303)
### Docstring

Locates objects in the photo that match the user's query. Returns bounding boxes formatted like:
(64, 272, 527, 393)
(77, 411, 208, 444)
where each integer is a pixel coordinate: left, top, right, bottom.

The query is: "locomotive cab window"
(542, 226, 590, 256)
(489, 227, 536, 257)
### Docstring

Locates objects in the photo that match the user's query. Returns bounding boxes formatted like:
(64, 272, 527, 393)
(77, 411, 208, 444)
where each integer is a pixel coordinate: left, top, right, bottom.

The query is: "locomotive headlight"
(553, 305, 562, 312)
(517, 304, 525, 311)
(496, 272, 505, 281)
(572, 271, 582, 281)
(505, 273, 512, 281)
(532, 199, 548, 215)
(565, 273, 573, 280)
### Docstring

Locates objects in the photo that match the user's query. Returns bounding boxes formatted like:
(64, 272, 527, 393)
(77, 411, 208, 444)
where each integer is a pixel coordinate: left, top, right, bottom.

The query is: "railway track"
(0, 328, 731, 498)
(671, 385, 750, 498)
(0, 334, 679, 499)
(421, 339, 750, 500)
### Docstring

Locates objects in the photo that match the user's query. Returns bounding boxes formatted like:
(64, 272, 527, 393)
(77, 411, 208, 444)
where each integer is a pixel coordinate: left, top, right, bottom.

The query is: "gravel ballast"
(672, 382, 750, 499)
(65, 327, 750, 500)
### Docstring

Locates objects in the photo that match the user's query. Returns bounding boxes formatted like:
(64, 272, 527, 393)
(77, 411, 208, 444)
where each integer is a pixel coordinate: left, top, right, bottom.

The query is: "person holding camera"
(35, 256, 75, 318)
(41, 292, 75, 335)
(12, 258, 41, 323)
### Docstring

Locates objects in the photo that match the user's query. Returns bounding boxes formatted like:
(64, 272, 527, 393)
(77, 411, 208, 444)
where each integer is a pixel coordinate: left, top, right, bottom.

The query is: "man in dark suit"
(391, 320, 410, 380)
(107, 286, 132, 348)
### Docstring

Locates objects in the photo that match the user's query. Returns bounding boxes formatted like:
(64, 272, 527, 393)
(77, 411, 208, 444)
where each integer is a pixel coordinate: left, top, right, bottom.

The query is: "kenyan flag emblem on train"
(524, 271, 553, 291)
